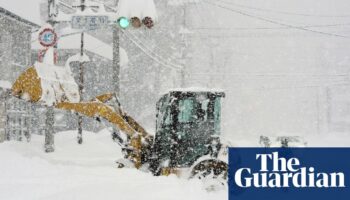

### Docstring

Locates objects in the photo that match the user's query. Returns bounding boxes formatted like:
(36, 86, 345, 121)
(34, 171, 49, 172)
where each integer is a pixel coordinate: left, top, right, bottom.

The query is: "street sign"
(71, 15, 109, 30)
(38, 28, 58, 47)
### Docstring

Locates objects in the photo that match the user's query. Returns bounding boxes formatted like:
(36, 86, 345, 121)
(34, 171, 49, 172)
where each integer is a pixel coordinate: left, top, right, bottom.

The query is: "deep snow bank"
(0, 130, 226, 200)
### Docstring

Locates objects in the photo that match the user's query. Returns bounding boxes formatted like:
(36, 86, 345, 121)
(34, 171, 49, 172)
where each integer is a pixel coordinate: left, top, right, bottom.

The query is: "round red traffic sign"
(38, 28, 58, 47)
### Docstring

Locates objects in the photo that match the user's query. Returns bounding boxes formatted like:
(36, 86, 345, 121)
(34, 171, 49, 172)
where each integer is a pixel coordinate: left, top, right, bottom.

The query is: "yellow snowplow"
(12, 63, 151, 168)
(11, 62, 228, 181)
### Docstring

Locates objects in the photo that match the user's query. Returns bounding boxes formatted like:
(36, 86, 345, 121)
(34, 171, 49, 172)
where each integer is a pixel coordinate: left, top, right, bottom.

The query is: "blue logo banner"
(228, 148, 350, 200)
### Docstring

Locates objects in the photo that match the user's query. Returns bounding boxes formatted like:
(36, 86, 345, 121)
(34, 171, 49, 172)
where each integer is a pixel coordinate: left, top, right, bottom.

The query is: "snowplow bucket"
(11, 63, 151, 169)
(12, 62, 79, 106)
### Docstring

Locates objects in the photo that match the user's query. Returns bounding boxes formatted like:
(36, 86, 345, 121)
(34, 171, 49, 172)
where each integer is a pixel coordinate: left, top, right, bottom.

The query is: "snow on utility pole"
(44, 0, 58, 153)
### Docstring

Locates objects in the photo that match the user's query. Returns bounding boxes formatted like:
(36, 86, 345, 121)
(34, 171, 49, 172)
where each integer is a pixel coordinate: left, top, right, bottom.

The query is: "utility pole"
(113, 25, 120, 95)
(77, 0, 86, 144)
(72, 0, 104, 144)
(44, 0, 58, 153)
(113, 0, 120, 95)
(111, 0, 121, 138)
(180, 3, 187, 88)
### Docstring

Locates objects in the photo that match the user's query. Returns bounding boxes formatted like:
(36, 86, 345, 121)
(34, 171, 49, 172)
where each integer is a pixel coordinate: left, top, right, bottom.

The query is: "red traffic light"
(142, 17, 154, 29)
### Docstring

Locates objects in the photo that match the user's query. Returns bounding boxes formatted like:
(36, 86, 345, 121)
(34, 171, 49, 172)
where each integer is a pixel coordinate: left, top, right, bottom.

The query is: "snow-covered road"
(0, 130, 226, 200)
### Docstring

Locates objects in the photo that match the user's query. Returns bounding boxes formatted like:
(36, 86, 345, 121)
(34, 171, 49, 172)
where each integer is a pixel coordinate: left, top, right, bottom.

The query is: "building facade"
(0, 7, 39, 142)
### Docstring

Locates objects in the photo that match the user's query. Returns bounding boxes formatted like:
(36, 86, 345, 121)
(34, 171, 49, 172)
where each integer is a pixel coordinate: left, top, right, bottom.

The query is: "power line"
(123, 30, 183, 70)
(188, 76, 349, 84)
(121, 30, 183, 71)
(131, 29, 182, 62)
(123, 32, 180, 70)
(126, 30, 184, 66)
(193, 23, 350, 31)
(216, 0, 350, 18)
(184, 82, 350, 91)
(191, 73, 349, 77)
(203, 0, 350, 39)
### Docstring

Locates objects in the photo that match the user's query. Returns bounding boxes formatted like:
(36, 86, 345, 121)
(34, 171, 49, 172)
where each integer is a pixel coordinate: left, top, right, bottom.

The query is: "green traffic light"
(118, 17, 130, 29)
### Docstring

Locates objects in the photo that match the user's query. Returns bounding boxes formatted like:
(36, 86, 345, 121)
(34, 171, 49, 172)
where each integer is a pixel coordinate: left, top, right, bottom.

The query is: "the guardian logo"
(234, 152, 345, 188)
(229, 148, 350, 200)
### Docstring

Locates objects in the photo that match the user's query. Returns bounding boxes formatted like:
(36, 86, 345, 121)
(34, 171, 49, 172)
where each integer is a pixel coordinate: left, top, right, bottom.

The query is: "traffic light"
(142, 17, 154, 29)
(118, 17, 130, 29)
(131, 17, 142, 28)
(117, 16, 154, 29)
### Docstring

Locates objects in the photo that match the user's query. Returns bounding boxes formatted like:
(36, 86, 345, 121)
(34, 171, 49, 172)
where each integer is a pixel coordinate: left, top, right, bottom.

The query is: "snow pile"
(169, 87, 224, 92)
(34, 61, 80, 106)
(66, 53, 91, 63)
(117, 0, 158, 21)
(162, 87, 225, 96)
(0, 130, 226, 200)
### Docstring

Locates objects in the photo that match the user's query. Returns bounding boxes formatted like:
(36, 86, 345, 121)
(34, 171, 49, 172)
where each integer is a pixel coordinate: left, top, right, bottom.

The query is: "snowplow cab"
(153, 90, 225, 169)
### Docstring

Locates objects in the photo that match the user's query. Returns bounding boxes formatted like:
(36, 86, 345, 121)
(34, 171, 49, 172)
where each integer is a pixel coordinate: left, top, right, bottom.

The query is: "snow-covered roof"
(0, 0, 42, 26)
(161, 87, 225, 96)
(32, 32, 128, 66)
(0, 80, 11, 89)
(117, 0, 157, 21)
(169, 87, 225, 93)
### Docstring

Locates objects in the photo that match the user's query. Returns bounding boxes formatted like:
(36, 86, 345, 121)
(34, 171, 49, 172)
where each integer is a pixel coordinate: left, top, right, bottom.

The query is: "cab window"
(178, 98, 194, 123)
(214, 98, 221, 134)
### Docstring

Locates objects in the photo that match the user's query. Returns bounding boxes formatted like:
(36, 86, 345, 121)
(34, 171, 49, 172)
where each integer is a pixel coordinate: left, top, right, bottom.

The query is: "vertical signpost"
(43, 0, 59, 153)
(72, 0, 89, 144)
